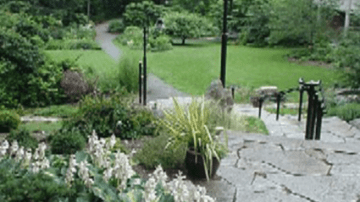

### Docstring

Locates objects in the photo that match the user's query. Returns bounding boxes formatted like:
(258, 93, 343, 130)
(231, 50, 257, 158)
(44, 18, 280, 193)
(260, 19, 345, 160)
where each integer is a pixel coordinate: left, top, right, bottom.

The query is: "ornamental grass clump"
(160, 97, 228, 180)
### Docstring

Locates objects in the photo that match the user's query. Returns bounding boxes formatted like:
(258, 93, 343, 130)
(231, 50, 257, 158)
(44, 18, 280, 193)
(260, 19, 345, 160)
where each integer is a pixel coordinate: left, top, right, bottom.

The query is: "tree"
(164, 11, 214, 44)
(172, 0, 217, 15)
(268, 0, 336, 46)
(123, 1, 168, 27)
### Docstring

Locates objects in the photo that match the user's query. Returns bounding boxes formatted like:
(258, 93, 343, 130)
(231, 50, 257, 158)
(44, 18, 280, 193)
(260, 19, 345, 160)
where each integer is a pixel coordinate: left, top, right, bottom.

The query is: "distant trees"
(163, 12, 215, 44)
(268, 0, 337, 46)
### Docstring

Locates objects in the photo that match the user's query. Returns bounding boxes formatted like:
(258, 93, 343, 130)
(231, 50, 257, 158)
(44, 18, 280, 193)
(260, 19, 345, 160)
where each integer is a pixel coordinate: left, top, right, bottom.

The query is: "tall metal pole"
(220, 0, 228, 88)
(143, 26, 147, 106)
(139, 61, 142, 104)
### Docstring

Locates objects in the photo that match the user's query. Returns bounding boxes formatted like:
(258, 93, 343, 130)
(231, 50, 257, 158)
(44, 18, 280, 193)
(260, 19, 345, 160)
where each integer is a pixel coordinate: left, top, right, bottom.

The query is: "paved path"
(146, 97, 360, 202)
(94, 22, 188, 101)
(202, 106, 360, 202)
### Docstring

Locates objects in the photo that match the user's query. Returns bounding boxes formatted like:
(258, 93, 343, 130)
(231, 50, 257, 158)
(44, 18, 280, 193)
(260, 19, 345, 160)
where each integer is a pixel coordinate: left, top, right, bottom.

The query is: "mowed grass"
(126, 41, 337, 99)
(21, 121, 63, 133)
(45, 50, 119, 91)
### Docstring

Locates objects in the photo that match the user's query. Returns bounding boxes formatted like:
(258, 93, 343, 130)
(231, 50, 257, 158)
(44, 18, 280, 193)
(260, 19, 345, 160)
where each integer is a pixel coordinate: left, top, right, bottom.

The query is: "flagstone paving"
(195, 105, 360, 202)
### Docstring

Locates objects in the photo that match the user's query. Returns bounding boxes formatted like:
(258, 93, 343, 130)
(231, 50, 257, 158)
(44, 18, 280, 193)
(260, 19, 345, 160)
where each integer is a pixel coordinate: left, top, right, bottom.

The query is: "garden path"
(147, 97, 360, 202)
(94, 22, 188, 101)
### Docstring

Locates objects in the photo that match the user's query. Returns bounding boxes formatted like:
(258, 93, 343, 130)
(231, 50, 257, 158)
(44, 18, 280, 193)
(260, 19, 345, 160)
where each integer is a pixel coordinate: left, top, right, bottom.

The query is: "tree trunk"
(182, 38, 186, 45)
(344, 0, 352, 36)
(87, 0, 91, 21)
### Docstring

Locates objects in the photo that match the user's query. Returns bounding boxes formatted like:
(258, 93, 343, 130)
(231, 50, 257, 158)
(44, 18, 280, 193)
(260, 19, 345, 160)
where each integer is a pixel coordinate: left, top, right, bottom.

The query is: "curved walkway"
(95, 22, 188, 101)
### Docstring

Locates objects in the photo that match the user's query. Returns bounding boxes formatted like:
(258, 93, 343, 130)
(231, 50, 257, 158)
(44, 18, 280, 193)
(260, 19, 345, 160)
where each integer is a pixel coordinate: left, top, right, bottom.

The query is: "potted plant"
(159, 97, 228, 180)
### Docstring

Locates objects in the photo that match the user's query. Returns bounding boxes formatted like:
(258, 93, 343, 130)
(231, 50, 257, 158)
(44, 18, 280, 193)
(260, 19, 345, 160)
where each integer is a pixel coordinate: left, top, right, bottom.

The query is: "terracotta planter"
(185, 149, 220, 179)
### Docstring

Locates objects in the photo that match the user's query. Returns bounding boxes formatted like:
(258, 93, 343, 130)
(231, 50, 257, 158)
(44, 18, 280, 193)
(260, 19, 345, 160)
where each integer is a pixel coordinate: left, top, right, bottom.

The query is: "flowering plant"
(0, 130, 215, 201)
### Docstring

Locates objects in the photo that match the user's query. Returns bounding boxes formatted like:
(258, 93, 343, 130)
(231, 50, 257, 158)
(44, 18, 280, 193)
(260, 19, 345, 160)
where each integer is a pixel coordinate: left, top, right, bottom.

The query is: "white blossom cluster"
(145, 167, 215, 202)
(65, 130, 134, 190)
(0, 140, 49, 172)
(1, 130, 216, 202)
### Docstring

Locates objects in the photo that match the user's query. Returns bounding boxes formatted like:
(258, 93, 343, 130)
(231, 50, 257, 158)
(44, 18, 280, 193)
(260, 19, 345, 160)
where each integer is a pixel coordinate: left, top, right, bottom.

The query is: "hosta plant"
(0, 130, 215, 202)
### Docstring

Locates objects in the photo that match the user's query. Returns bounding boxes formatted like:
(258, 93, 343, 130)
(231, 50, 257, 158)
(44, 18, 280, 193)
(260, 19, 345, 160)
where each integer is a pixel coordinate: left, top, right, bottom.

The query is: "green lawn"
(148, 44, 336, 94)
(115, 40, 337, 100)
(21, 121, 63, 133)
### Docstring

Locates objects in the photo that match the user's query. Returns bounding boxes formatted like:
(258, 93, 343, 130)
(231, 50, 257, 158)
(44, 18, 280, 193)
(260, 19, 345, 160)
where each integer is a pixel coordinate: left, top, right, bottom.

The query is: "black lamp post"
(143, 20, 148, 106)
(220, 0, 229, 88)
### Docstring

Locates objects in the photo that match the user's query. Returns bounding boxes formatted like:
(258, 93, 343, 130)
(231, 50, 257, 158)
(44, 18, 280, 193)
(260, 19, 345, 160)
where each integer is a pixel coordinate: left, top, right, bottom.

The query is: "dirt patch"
(288, 57, 333, 69)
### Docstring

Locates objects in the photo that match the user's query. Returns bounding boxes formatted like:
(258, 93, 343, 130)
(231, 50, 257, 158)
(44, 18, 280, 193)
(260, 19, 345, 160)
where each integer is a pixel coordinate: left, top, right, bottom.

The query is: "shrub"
(62, 94, 158, 139)
(0, 28, 65, 108)
(115, 26, 143, 49)
(108, 19, 125, 33)
(0, 163, 70, 202)
(48, 129, 86, 154)
(135, 133, 187, 169)
(0, 110, 21, 133)
(7, 128, 38, 150)
(331, 32, 360, 88)
(149, 35, 172, 52)
(327, 103, 360, 122)
(117, 53, 139, 93)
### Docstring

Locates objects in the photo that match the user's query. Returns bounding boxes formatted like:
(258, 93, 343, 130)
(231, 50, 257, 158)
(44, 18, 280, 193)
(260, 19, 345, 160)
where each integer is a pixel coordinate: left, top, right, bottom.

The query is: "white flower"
(40, 158, 50, 169)
(0, 146, 6, 156)
(133, 178, 141, 185)
(0, 140, 9, 156)
(109, 134, 116, 148)
(152, 165, 168, 190)
(65, 154, 77, 186)
(113, 151, 135, 191)
(144, 177, 158, 202)
(78, 160, 93, 188)
(23, 148, 32, 166)
(31, 161, 41, 173)
(169, 171, 190, 202)
(65, 168, 74, 186)
(33, 148, 40, 161)
(38, 142, 46, 159)
(10, 140, 18, 155)
(99, 138, 106, 146)
(117, 120, 122, 127)
(2, 140, 9, 150)
(88, 130, 99, 153)
(103, 167, 113, 182)
(15, 146, 24, 162)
